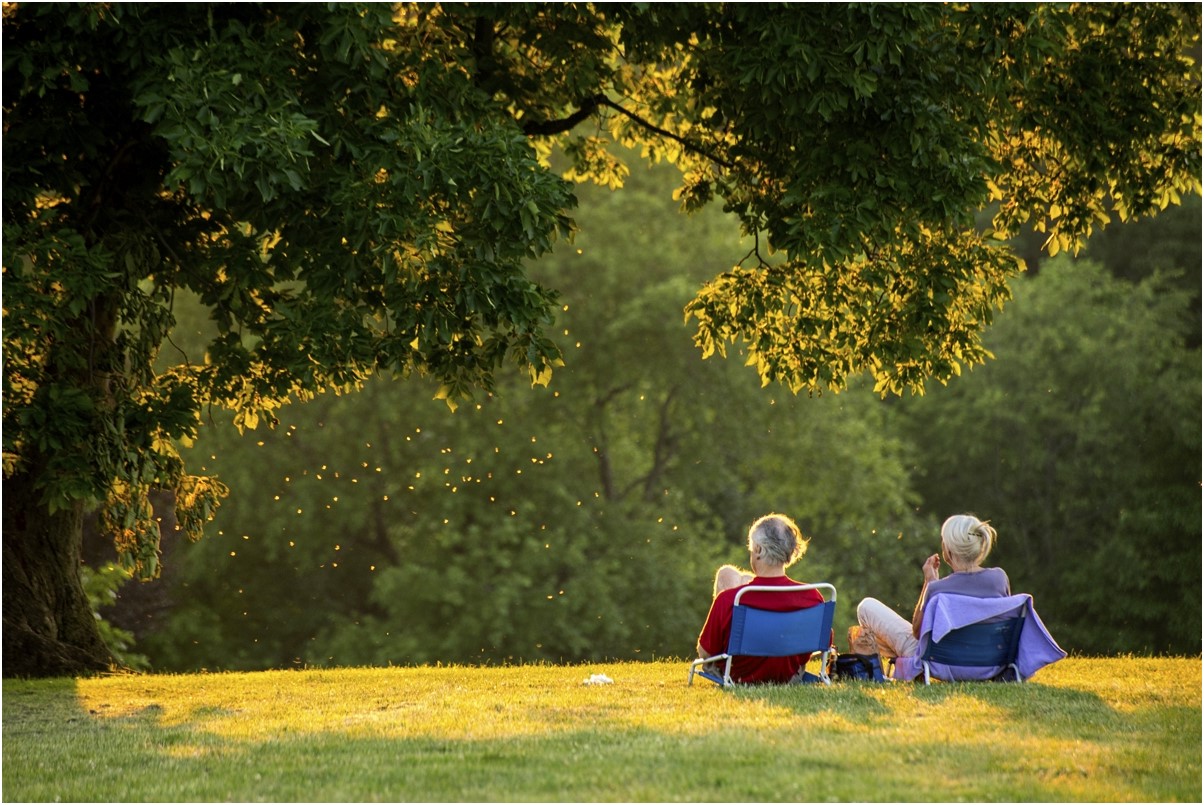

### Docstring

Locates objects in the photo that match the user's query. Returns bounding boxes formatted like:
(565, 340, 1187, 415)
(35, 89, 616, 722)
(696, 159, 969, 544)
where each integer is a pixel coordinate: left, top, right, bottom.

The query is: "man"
(697, 513, 826, 684)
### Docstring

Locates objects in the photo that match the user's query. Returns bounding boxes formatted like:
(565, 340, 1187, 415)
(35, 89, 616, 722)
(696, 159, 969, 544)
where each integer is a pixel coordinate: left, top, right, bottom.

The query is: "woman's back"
(925, 567, 1010, 599)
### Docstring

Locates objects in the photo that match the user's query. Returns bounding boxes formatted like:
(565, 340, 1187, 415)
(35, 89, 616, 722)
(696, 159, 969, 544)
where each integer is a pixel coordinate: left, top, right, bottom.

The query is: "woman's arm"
(910, 554, 941, 638)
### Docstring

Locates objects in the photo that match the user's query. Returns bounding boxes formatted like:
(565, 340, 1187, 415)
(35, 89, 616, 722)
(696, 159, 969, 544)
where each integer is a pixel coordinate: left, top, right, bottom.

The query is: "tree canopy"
(2, 2, 1199, 675)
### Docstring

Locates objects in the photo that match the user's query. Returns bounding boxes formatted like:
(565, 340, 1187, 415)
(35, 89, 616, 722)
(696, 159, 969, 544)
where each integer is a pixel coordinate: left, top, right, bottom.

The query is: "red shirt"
(697, 575, 826, 684)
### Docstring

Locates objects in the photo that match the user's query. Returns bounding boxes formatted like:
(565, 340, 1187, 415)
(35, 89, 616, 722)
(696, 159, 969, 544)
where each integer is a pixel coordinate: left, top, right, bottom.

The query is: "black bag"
(832, 652, 886, 682)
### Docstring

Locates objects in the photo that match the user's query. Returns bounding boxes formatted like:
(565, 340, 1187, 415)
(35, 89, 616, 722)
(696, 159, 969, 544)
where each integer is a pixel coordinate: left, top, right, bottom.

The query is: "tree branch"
(519, 93, 736, 171)
(588, 382, 632, 501)
(641, 386, 679, 502)
(595, 96, 735, 170)
(520, 94, 605, 136)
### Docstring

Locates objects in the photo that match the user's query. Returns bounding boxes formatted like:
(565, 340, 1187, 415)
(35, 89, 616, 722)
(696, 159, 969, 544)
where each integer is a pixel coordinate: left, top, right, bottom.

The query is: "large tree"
(3, 3, 1199, 676)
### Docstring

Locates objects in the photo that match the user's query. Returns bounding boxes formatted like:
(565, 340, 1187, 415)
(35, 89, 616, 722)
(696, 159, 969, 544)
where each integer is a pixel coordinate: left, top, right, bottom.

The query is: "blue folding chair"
(919, 608, 1026, 685)
(688, 583, 836, 687)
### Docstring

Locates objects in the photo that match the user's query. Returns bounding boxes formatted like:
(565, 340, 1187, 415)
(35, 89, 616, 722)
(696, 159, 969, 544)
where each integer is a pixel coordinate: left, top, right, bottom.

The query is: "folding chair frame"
(919, 606, 1026, 685)
(688, 583, 836, 688)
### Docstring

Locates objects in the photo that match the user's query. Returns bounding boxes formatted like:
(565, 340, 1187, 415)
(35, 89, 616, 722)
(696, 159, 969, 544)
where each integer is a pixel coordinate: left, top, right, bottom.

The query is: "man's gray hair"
(747, 513, 807, 568)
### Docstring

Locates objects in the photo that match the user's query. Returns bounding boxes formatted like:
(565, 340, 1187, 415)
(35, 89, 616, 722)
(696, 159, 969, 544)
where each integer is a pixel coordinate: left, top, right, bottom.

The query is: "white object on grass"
(582, 673, 614, 686)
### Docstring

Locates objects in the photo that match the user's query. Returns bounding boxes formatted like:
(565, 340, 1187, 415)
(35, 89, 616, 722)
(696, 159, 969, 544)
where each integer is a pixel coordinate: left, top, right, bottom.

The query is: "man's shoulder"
(781, 576, 824, 595)
(748, 575, 811, 586)
(733, 577, 824, 609)
(731, 576, 811, 595)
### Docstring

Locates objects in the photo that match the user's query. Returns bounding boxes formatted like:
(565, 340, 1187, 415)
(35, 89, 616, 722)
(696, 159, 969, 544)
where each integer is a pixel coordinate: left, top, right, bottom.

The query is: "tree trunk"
(3, 463, 114, 677)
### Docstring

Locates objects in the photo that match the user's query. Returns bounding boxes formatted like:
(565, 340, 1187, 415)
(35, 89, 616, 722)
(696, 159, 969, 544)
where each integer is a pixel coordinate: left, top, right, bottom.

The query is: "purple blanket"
(893, 593, 1067, 682)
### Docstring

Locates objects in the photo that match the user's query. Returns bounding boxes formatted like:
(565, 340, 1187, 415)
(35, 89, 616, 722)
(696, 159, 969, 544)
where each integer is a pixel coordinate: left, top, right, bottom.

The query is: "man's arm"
(697, 593, 730, 660)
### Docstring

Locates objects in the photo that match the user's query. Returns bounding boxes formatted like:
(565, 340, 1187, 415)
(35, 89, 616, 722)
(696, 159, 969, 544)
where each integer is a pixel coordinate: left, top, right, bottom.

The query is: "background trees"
(143, 161, 931, 670)
(900, 258, 1201, 652)
(138, 161, 1201, 670)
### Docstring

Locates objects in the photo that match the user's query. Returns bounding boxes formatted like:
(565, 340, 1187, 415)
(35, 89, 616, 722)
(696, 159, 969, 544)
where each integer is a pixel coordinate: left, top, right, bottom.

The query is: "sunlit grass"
(4, 657, 1199, 802)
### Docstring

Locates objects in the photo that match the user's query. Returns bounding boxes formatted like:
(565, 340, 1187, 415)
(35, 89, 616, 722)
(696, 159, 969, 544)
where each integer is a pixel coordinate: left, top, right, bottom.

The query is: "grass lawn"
(3, 656, 1199, 802)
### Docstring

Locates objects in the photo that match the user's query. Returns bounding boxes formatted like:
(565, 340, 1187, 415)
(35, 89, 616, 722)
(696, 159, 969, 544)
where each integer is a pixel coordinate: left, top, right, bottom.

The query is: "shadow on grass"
(728, 676, 1151, 743)
(906, 679, 1126, 737)
(615, 668, 1187, 754)
(728, 679, 895, 720)
(0, 700, 1046, 802)
(710, 676, 1142, 742)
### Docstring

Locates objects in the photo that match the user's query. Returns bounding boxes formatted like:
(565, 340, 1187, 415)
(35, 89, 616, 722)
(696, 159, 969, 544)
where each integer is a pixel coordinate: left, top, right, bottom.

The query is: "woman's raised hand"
(921, 553, 941, 583)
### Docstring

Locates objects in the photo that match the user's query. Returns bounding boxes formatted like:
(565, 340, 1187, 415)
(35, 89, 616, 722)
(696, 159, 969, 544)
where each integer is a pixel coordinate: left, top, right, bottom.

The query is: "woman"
(856, 514, 1010, 662)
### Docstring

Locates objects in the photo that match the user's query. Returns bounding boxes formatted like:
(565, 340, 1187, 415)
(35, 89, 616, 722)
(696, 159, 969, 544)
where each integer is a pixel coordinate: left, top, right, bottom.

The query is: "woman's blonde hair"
(940, 514, 996, 570)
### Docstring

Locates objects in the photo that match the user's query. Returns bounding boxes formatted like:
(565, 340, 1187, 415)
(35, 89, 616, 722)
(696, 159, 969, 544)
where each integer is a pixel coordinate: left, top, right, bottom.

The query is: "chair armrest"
(688, 654, 732, 686)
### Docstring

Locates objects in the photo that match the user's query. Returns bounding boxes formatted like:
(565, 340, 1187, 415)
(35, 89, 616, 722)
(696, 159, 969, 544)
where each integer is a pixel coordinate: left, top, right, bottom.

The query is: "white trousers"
(856, 597, 919, 660)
